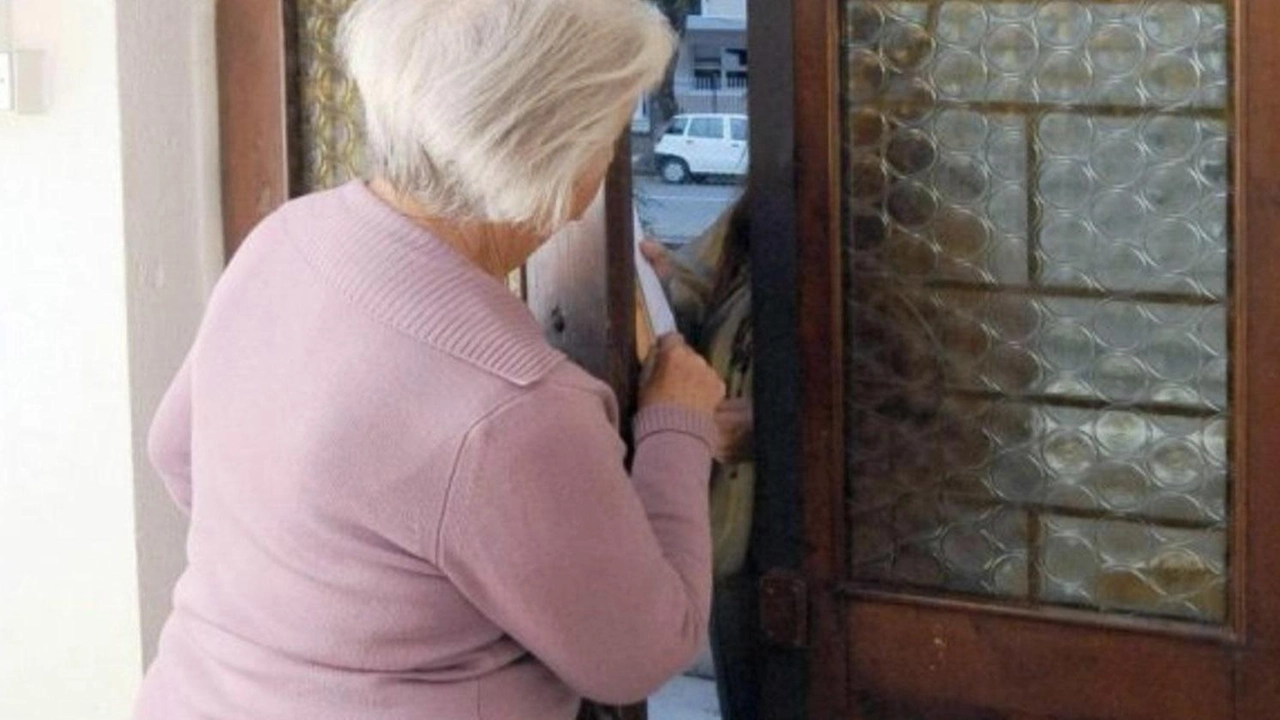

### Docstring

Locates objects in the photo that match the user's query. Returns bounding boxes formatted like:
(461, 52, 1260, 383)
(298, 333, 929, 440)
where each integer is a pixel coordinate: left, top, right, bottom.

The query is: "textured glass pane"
(842, 0, 1231, 624)
(297, 0, 366, 192)
(1041, 518, 1227, 621)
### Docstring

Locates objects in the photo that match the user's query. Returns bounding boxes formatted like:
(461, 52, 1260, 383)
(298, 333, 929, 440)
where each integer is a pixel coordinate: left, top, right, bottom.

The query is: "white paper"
(633, 209, 678, 337)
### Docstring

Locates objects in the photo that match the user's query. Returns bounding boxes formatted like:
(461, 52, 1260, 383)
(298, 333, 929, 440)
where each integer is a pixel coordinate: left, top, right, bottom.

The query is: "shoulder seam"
(431, 387, 544, 567)
(431, 378, 618, 566)
(279, 212, 563, 388)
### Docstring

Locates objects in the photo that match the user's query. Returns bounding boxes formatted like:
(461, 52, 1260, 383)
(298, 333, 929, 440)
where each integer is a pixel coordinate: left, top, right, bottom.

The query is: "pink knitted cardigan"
(134, 181, 715, 720)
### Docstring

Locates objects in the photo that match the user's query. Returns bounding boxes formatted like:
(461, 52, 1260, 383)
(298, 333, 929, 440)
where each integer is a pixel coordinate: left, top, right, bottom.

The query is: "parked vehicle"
(653, 113, 749, 184)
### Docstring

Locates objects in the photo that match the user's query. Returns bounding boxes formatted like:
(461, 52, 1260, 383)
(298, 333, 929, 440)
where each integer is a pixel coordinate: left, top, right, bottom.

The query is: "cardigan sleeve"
(437, 387, 716, 705)
(148, 353, 194, 515)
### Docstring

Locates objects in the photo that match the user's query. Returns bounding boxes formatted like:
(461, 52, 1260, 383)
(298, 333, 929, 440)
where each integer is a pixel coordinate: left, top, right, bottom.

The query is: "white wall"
(0, 0, 219, 717)
(0, 2, 11, 48)
(117, 0, 221, 667)
(0, 1, 141, 717)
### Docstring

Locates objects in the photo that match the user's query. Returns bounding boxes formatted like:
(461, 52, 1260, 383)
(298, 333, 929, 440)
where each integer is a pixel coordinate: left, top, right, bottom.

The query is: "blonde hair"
(339, 0, 676, 233)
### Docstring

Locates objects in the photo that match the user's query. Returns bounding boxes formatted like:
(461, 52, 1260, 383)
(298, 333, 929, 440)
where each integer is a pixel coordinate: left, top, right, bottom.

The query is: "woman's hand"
(639, 239, 676, 280)
(639, 239, 678, 282)
(713, 398, 754, 464)
(640, 334, 726, 416)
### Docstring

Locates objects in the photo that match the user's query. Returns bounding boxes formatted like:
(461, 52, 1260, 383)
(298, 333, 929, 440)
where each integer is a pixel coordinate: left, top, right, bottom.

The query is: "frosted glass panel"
(842, 0, 1232, 623)
(297, 0, 365, 192)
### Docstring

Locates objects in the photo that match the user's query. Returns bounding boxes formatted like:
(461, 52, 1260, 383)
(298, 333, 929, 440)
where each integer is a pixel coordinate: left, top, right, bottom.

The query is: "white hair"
(339, 0, 676, 232)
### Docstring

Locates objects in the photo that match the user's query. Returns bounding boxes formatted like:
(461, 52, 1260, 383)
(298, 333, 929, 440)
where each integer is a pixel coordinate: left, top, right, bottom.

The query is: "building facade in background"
(675, 0, 747, 115)
(633, 0, 747, 133)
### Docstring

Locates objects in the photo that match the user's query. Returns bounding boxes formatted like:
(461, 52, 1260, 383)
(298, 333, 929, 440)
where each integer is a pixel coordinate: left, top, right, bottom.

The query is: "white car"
(653, 113, 749, 184)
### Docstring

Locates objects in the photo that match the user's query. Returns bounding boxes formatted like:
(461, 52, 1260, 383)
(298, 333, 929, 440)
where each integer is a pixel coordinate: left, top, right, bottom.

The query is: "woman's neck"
(367, 178, 546, 279)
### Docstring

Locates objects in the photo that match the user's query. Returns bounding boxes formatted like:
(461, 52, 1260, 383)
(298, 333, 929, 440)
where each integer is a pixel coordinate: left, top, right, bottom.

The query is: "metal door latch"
(759, 568, 808, 648)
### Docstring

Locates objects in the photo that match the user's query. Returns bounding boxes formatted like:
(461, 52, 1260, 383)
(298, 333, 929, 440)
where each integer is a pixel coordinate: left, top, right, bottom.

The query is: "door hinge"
(759, 568, 808, 649)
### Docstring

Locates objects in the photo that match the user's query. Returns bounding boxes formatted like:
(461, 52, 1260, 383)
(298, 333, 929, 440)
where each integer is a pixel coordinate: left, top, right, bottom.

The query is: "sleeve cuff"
(633, 403, 719, 451)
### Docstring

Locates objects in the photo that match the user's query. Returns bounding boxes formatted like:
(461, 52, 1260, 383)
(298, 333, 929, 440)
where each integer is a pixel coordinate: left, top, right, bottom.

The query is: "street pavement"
(649, 675, 721, 719)
(633, 175, 744, 245)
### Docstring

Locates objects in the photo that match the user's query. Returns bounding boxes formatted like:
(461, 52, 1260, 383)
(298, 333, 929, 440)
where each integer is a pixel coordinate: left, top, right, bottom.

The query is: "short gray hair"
(340, 0, 676, 232)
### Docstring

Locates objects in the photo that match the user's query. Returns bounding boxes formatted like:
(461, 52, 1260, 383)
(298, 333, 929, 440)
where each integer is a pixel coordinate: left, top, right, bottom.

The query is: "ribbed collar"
(284, 180, 564, 386)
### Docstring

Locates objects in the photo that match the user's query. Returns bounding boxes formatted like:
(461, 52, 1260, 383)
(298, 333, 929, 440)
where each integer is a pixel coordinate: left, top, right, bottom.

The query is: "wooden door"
(786, 0, 1280, 717)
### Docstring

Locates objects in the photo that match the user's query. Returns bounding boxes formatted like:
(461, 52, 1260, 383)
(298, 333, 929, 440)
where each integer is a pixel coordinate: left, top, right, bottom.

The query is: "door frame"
(1234, 0, 1280, 713)
(743, 0, 813, 717)
(789, 0, 1280, 717)
(216, 0, 299, 259)
(791, 0, 847, 714)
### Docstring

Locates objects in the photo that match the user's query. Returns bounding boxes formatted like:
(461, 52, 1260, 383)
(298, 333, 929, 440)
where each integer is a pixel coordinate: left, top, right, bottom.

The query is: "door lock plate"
(759, 568, 808, 648)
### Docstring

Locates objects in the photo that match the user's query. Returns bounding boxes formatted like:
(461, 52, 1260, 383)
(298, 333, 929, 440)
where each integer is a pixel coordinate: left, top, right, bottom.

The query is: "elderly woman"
(133, 1, 724, 718)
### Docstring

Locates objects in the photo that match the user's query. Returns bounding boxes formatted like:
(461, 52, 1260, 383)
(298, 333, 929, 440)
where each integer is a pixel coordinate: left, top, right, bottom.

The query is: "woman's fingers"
(639, 239, 678, 281)
(713, 398, 754, 463)
(640, 334, 725, 416)
(639, 238, 666, 260)
(656, 332, 685, 352)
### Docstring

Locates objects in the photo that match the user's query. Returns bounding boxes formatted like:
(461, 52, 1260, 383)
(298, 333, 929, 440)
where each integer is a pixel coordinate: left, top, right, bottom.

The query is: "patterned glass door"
(294, 0, 365, 193)
(787, 0, 1280, 716)
(842, 0, 1232, 625)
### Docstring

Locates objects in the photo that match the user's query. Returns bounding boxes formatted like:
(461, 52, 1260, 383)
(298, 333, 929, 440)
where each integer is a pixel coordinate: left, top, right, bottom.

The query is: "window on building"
(689, 117, 725, 140)
(693, 43, 723, 91)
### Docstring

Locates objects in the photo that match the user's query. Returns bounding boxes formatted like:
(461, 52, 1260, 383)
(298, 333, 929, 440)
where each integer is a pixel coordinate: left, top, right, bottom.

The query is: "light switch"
(0, 52, 12, 112)
(0, 51, 43, 114)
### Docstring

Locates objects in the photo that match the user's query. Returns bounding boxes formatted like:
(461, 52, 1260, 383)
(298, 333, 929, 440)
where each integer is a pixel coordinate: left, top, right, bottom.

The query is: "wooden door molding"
(745, 0, 817, 717)
(792, 0, 848, 719)
(848, 601, 1233, 720)
(216, 0, 296, 259)
(1236, 0, 1280, 713)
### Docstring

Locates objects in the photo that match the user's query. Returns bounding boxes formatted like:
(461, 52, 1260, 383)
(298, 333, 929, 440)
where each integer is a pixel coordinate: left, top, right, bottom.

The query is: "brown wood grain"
(842, 586, 1238, 646)
(216, 0, 292, 259)
(603, 134, 640, 422)
(1237, 0, 1280, 647)
(1236, 0, 1280, 715)
(1237, 650, 1280, 720)
(848, 601, 1233, 720)
(852, 695, 1084, 720)
(793, 0, 848, 717)
(746, 0, 812, 715)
